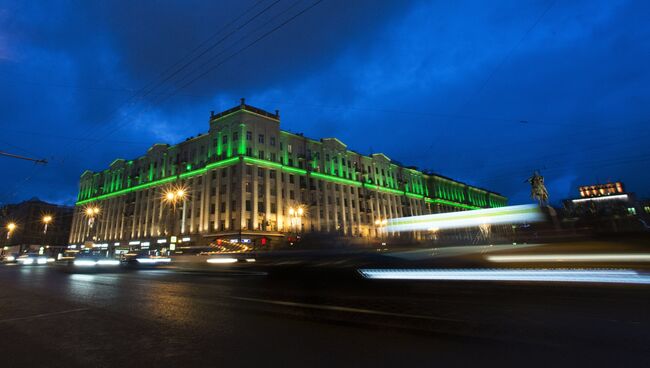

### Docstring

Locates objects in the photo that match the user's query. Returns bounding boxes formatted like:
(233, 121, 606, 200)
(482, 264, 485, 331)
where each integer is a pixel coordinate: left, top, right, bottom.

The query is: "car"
(0, 253, 18, 264)
(16, 253, 54, 265)
(121, 250, 172, 268)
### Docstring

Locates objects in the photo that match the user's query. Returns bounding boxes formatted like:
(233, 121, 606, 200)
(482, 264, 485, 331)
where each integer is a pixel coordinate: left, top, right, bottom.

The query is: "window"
(210, 204, 216, 214)
(287, 144, 292, 153)
(290, 190, 294, 200)
(246, 147, 252, 156)
(233, 132, 238, 141)
(222, 169, 227, 177)
(246, 131, 252, 140)
(270, 137, 276, 146)
(258, 150, 265, 159)
(246, 200, 251, 211)
(222, 135, 227, 144)
(220, 202, 226, 212)
(270, 152, 276, 161)
(258, 134, 264, 143)
(289, 175, 294, 184)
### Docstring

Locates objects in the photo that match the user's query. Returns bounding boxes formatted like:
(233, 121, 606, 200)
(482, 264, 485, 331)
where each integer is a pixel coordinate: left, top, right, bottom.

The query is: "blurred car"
(55, 249, 121, 270)
(0, 253, 18, 264)
(121, 250, 172, 268)
(16, 253, 54, 265)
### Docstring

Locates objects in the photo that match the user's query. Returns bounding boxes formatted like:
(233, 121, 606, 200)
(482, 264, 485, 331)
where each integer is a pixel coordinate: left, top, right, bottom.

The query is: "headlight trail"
(358, 269, 650, 285)
(96, 259, 120, 266)
(136, 258, 171, 264)
(207, 258, 238, 264)
(385, 204, 544, 232)
(73, 259, 97, 267)
(487, 254, 650, 263)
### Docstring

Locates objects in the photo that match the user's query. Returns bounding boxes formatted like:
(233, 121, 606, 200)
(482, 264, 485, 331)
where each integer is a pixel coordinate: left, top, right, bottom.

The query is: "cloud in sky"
(1, 0, 649, 206)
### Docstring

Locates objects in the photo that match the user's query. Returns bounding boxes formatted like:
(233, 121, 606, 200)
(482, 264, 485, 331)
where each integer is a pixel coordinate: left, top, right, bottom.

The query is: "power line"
(0, 151, 47, 164)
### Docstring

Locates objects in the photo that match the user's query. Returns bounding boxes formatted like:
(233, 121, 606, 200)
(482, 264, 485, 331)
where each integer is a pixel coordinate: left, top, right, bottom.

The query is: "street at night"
(2, 1, 650, 366)
(2, 241, 650, 367)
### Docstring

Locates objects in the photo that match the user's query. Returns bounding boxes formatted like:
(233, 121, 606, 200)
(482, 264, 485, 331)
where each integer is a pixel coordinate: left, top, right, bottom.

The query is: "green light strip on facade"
(424, 198, 479, 210)
(76, 176, 177, 205)
(76, 157, 242, 205)
(77, 155, 492, 212)
(311, 172, 362, 187)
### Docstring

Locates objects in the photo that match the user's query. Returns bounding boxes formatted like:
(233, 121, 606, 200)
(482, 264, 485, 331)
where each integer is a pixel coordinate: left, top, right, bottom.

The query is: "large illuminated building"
(69, 99, 507, 248)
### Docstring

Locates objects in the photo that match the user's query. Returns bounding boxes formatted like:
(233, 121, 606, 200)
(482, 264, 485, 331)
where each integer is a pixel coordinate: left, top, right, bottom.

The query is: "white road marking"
(227, 295, 463, 322)
(0, 308, 89, 323)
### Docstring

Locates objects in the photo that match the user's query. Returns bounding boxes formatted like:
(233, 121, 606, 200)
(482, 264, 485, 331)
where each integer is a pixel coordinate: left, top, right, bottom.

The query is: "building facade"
(562, 181, 649, 232)
(69, 100, 507, 247)
(1, 198, 73, 252)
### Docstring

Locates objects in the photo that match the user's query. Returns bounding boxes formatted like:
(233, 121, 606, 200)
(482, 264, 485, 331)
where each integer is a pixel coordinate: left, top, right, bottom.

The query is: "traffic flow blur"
(1, 204, 650, 282)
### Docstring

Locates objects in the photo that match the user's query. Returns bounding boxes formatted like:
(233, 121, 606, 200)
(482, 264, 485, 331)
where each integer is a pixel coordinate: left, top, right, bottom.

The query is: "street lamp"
(42, 215, 53, 234)
(6, 222, 16, 240)
(162, 185, 188, 240)
(84, 205, 100, 241)
(288, 205, 305, 233)
(375, 218, 388, 241)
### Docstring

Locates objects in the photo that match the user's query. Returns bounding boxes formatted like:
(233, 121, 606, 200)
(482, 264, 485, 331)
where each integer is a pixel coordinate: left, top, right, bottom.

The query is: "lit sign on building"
(579, 182, 624, 198)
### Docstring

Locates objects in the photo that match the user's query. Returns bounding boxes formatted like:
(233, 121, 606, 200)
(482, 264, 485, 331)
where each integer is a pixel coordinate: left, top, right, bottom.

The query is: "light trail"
(358, 269, 650, 285)
(487, 254, 650, 263)
(385, 204, 544, 232)
(206, 258, 238, 264)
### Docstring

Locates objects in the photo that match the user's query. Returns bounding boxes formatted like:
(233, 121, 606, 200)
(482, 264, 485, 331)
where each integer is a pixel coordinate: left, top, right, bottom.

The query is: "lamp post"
(162, 186, 188, 251)
(6, 222, 16, 253)
(84, 206, 100, 244)
(288, 206, 305, 234)
(6, 222, 16, 240)
(42, 215, 52, 235)
(42, 215, 53, 255)
(374, 218, 388, 243)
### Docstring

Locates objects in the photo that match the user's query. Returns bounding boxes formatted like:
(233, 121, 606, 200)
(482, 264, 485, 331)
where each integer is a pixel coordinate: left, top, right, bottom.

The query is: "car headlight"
(73, 259, 97, 267)
(36, 258, 47, 265)
(18, 258, 34, 265)
(96, 260, 120, 266)
(5, 256, 15, 262)
(136, 258, 171, 264)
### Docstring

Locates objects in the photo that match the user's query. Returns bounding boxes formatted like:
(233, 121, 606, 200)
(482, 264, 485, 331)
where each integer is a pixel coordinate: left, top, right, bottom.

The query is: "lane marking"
(0, 308, 90, 323)
(227, 295, 463, 322)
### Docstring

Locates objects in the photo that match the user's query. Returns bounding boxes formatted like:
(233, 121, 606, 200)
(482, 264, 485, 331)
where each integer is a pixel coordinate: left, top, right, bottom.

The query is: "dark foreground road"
(1, 265, 649, 367)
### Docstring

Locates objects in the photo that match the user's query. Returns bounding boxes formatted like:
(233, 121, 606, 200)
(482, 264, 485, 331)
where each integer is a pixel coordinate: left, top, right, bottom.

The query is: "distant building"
(69, 100, 507, 248)
(1, 198, 74, 252)
(562, 182, 647, 232)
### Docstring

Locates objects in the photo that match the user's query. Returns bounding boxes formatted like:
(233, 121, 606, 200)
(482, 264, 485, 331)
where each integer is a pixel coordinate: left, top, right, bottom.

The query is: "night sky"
(1, 0, 649, 206)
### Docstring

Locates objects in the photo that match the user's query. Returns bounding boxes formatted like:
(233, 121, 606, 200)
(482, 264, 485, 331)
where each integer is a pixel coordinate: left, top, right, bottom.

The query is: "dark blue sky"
(1, 0, 649, 206)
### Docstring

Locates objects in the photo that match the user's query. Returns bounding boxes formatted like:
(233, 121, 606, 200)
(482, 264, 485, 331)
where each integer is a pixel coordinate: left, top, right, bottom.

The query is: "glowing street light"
(288, 205, 305, 233)
(162, 185, 189, 239)
(6, 222, 16, 240)
(42, 215, 53, 234)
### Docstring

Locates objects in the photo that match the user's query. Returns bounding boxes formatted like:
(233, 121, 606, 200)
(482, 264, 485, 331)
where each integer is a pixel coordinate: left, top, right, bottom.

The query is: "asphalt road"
(1, 263, 649, 367)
